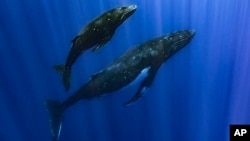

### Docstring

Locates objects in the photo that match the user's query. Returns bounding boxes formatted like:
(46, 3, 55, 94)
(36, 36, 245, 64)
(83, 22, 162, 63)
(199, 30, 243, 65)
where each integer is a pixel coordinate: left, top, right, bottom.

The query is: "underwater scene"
(0, 0, 250, 141)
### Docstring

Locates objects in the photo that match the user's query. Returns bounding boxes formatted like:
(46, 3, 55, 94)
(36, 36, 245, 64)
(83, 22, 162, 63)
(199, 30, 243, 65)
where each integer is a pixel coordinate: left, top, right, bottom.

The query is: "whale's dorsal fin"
(72, 35, 80, 43)
(124, 64, 161, 106)
(91, 71, 103, 79)
(91, 73, 100, 79)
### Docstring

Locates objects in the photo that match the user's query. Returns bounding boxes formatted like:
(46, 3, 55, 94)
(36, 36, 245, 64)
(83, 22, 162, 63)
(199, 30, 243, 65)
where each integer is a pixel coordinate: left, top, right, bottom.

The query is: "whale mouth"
(121, 5, 137, 20)
(128, 5, 137, 10)
(167, 30, 195, 42)
(189, 30, 196, 37)
(169, 30, 195, 51)
(178, 30, 195, 41)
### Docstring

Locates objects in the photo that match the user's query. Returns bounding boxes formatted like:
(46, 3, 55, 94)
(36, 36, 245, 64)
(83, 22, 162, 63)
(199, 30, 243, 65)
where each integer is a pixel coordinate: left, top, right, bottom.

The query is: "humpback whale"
(54, 5, 137, 91)
(45, 30, 195, 141)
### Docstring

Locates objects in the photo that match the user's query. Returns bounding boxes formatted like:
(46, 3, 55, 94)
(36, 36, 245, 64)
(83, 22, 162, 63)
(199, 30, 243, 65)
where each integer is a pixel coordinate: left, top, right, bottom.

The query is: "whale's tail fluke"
(54, 65, 71, 91)
(44, 100, 64, 141)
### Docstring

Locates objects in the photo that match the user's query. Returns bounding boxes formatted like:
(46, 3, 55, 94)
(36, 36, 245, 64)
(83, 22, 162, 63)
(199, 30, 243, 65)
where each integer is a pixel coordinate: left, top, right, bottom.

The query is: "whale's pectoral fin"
(124, 65, 160, 106)
(92, 33, 113, 52)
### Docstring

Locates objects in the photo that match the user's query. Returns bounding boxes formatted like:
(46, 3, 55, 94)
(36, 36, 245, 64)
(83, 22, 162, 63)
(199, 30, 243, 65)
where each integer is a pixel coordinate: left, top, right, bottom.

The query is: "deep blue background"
(0, 0, 250, 141)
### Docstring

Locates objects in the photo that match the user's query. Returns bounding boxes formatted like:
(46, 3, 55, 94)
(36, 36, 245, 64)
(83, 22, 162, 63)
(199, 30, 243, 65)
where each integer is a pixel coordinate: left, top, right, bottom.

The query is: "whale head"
(109, 5, 137, 24)
(164, 30, 195, 51)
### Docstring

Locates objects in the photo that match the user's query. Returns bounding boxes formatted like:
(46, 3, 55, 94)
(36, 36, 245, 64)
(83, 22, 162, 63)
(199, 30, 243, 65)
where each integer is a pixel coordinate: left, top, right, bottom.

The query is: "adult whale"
(45, 30, 195, 141)
(55, 5, 137, 91)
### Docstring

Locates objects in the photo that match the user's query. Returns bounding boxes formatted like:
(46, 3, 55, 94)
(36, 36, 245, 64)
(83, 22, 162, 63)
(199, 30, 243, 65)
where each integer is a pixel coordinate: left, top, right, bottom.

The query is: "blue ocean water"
(0, 0, 250, 141)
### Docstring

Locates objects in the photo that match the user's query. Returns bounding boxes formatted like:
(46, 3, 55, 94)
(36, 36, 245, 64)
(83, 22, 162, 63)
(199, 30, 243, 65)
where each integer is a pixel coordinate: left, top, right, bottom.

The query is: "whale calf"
(45, 30, 195, 141)
(54, 5, 137, 91)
